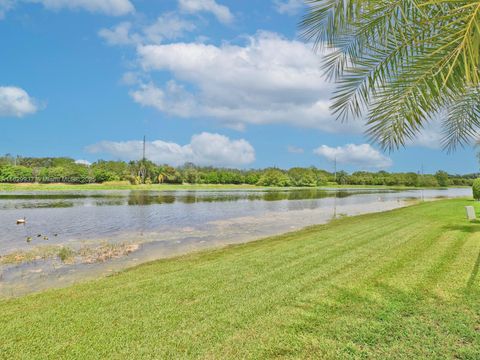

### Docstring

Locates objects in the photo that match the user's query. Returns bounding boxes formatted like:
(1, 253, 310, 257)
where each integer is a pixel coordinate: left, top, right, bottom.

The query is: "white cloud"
(0, 0, 14, 19)
(75, 159, 91, 166)
(274, 0, 305, 15)
(287, 145, 304, 154)
(99, 13, 196, 46)
(121, 71, 143, 85)
(314, 144, 392, 169)
(178, 0, 233, 24)
(133, 31, 361, 133)
(0, 86, 38, 117)
(1, 0, 134, 18)
(86, 132, 255, 167)
(30, 0, 134, 16)
(408, 119, 443, 149)
(98, 22, 139, 45)
(143, 12, 196, 43)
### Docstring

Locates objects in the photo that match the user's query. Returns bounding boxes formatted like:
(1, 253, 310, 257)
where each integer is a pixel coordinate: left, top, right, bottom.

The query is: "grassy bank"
(0, 182, 261, 191)
(0, 182, 460, 192)
(1, 199, 479, 358)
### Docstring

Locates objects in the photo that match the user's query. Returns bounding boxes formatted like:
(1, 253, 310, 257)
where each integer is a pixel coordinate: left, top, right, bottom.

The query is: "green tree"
(302, 1, 480, 151)
(435, 171, 450, 187)
(288, 168, 317, 187)
(473, 178, 480, 200)
(257, 169, 291, 187)
(419, 175, 439, 188)
(0, 165, 33, 182)
(335, 171, 349, 185)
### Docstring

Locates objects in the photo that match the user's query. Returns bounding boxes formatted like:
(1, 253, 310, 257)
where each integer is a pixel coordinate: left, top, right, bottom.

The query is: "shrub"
(94, 169, 119, 183)
(257, 169, 291, 187)
(58, 247, 74, 262)
(472, 179, 480, 200)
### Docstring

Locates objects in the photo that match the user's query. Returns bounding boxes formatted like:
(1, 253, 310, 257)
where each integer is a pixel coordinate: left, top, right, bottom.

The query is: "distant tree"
(0, 165, 33, 182)
(288, 168, 317, 187)
(183, 168, 199, 184)
(93, 169, 119, 183)
(257, 169, 291, 187)
(404, 173, 419, 187)
(435, 171, 450, 187)
(335, 171, 349, 185)
(419, 175, 439, 188)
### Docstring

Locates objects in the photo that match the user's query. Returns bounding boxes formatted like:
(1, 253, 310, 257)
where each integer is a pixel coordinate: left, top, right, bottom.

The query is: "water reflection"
(0, 188, 391, 209)
(0, 187, 472, 297)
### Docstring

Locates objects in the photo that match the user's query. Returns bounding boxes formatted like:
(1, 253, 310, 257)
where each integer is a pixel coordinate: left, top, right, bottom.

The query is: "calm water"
(0, 188, 471, 297)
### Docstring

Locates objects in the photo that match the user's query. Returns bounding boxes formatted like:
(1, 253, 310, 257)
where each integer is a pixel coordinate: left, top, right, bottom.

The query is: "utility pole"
(334, 156, 337, 183)
(142, 135, 146, 162)
(421, 162, 424, 202)
(140, 135, 146, 184)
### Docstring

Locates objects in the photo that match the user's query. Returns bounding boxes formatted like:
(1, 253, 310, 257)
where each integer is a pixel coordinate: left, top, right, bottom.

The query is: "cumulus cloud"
(98, 22, 139, 45)
(313, 144, 392, 169)
(0, 86, 38, 117)
(98, 25, 129, 46)
(99, 13, 196, 46)
(75, 159, 91, 166)
(274, 0, 305, 15)
(144, 12, 196, 43)
(407, 119, 444, 149)
(30, 0, 134, 16)
(287, 145, 304, 154)
(86, 132, 255, 167)
(1, 0, 134, 18)
(178, 0, 233, 24)
(133, 31, 360, 133)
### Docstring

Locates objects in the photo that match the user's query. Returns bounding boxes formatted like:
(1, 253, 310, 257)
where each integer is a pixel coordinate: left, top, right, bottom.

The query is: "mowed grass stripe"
(0, 199, 479, 359)
(209, 206, 468, 357)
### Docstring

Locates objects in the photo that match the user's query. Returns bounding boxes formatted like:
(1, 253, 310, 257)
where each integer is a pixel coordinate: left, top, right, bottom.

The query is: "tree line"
(0, 155, 475, 187)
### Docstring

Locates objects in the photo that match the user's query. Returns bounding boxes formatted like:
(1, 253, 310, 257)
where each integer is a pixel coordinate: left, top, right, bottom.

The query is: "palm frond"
(301, 0, 480, 150)
(442, 88, 480, 152)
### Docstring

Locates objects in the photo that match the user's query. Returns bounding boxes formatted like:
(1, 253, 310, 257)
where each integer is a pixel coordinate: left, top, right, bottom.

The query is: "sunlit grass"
(0, 199, 479, 359)
(0, 182, 459, 192)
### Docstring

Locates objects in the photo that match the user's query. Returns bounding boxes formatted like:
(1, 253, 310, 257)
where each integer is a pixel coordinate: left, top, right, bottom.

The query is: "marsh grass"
(57, 247, 74, 263)
(0, 242, 139, 266)
(0, 246, 59, 265)
(78, 242, 139, 263)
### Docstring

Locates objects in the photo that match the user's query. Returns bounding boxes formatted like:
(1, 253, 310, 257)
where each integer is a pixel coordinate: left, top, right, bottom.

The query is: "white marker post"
(465, 206, 476, 221)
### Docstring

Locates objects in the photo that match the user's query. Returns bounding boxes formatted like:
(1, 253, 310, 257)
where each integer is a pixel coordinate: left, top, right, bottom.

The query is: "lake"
(0, 187, 471, 297)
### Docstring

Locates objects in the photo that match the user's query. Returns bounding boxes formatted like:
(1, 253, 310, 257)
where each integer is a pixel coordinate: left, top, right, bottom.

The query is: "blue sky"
(0, 0, 477, 174)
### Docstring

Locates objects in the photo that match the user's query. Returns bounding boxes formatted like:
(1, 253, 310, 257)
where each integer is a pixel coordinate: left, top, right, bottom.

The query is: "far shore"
(0, 182, 469, 192)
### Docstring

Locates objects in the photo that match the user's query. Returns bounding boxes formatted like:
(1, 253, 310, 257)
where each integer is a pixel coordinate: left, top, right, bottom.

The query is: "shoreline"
(1, 198, 478, 358)
(0, 197, 421, 299)
(0, 182, 467, 192)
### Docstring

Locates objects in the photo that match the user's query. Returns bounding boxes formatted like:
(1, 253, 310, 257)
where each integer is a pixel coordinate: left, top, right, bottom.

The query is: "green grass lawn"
(1, 199, 479, 359)
(0, 182, 456, 192)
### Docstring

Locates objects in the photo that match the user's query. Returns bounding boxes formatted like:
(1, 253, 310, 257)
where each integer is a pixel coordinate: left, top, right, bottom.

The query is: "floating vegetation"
(0, 246, 59, 265)
(0, 242, 140, 266)
(78, 242, 139, 264)
(58, 247, 74, 263)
